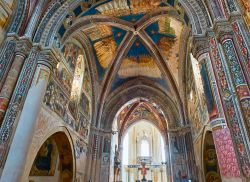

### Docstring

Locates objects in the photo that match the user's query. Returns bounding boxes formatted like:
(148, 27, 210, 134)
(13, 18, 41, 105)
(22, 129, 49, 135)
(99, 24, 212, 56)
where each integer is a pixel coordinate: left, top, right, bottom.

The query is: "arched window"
(140, 139, 150, 157)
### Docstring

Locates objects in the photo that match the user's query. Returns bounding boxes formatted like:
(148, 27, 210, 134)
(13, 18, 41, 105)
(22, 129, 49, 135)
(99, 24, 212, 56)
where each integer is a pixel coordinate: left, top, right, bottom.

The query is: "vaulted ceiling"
(58, 0, 190, 99)
(115, 98, 168, 141)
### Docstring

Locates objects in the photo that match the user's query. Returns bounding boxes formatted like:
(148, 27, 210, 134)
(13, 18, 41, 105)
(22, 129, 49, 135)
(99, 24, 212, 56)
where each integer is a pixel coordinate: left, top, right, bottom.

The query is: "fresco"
(240, 0, 250, 28)
(82, 66, 92, 97)
(170, 135, 189, 182)
(62, 43, 83, 71)
(80, 91, 90, 118)
(57, 0, 188, 86)
(95, 0, 161, 17)
(204, 131, 222, 182)
(55, 63, 73, 93)
(83, 25, 120, 81)
(44, 80, 68, 118)
(200, 62, 218, 119)
(78, 112, 89, 138)
(30, 138, 58, 176)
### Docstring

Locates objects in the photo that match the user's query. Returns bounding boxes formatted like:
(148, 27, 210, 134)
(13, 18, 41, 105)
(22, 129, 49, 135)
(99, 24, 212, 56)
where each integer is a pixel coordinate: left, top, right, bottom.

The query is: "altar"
(125, 158, 166, 182)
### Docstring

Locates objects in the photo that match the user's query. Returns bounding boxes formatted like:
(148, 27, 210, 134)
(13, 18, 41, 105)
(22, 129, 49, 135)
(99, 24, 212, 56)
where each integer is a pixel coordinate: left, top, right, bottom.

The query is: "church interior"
(0, 0, 249, 182)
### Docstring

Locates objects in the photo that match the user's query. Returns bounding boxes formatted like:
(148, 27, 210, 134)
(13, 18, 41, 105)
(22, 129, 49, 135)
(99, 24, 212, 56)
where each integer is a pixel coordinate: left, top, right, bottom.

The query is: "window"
(140, 139, 150, 156)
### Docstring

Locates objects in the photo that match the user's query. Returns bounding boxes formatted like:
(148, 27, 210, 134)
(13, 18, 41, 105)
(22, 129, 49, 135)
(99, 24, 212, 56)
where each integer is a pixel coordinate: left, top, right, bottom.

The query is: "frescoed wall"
(0, 0, 14, 43)
(239, 0, 250, 29)
(203, 131, 221, 182)
(30, 138, 58, 176)
(29, 132, 74, 182)
(43, 40, 92, 141)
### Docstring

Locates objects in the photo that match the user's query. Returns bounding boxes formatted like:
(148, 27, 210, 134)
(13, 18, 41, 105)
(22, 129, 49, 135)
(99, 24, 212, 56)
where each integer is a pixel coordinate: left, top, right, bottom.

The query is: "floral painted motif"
(209, 36, 250, 178)
(213, 128, 240, 177)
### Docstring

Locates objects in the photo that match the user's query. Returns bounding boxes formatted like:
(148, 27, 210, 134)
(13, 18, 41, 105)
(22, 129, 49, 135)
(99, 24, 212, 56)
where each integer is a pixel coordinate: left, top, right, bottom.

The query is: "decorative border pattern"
(0, 48, 39, 165)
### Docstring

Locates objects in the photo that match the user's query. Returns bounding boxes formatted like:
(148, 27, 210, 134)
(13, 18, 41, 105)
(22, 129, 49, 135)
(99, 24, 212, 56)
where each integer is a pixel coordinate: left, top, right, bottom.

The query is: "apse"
(121, 120, 167, 182)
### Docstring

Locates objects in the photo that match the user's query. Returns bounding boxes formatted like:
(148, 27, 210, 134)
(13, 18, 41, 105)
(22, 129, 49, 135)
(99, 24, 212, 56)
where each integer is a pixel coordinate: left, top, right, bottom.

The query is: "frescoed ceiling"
(58, 0, 189, 94)
(116, 99, 167, 136)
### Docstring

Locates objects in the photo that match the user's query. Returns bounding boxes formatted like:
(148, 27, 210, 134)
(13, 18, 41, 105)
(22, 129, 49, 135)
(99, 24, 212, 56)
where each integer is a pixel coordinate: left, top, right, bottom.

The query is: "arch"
(102, 80, 182, 131)
(7, 0, 27, 33)
(119, 120, 170, 182)
(28, 128, 76, 182)
(69, 32, 99, 124)
(120, 119, 168, 148)
(202, 130, 222, 182)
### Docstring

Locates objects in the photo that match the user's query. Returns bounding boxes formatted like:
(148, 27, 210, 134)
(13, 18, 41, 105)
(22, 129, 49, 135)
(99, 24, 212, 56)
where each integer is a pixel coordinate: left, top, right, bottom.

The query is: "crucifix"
(138, 162, 149, 181)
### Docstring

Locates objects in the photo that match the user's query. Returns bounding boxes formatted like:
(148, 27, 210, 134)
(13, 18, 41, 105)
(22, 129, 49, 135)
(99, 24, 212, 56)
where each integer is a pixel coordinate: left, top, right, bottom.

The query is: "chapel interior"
(0, 0, 249, 182)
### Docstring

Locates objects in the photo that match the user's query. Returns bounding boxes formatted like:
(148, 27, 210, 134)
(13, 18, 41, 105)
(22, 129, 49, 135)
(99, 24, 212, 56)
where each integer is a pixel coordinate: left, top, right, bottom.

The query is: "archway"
(203, 131, 222, 182)
(101, 94, 192, 182)
(28, 132, 74, 182)
(121, 120, 167, 182)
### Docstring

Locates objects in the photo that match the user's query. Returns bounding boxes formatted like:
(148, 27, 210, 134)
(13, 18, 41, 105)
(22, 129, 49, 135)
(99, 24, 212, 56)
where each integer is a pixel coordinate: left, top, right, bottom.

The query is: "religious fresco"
(82, 24, 120, 81)
(200, 62, 217, 119)
(44, 77, 90, 140)
(57, 0, 189, 89)
(170, 135, 189, 182)
(0, 0, 14, 36)
(78, 112, 89, 138)
(55, 63, 73, 94)
(82, 66, 92, 97)
(203, 131, 222, 182)
(44, 80, 68, 118)
(187, 64, 203, 136)
(30, 138, 58, 176)
(61, 42, 83, 71)
(79, 92, 90, 118)
(240, 0, 250, 28)
(116, 101, 167, 136)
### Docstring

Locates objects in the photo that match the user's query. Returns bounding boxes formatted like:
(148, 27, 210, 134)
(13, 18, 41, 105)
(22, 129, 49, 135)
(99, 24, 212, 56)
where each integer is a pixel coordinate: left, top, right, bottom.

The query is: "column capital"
(213, 21, 234, 42)
(210, 118, 227, 130)
(37, 48, 59, 71)
(192, 35, 209, 59)
(15, 37, 33, 57)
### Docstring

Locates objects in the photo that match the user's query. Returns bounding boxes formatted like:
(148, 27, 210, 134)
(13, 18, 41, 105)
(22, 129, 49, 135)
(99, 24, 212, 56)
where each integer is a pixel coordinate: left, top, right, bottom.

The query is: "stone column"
(207, 31, 250, 180)
(0, 49, 57, 182)
(0, 37, 32, 123)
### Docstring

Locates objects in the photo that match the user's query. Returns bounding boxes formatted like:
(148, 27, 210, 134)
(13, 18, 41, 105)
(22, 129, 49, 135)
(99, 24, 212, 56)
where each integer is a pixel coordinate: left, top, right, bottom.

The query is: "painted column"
(0, 35, 17, 89)
(208, 32, 250, 179)
(219, 33, 250, 133)
(24, 0, 45, 38)
(0, 37, 32, 123)
(0, 49, 57, 182)
(0, 45, 40, 167)
(231, 20, 250, 85)
(193, 37, 243, 181)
